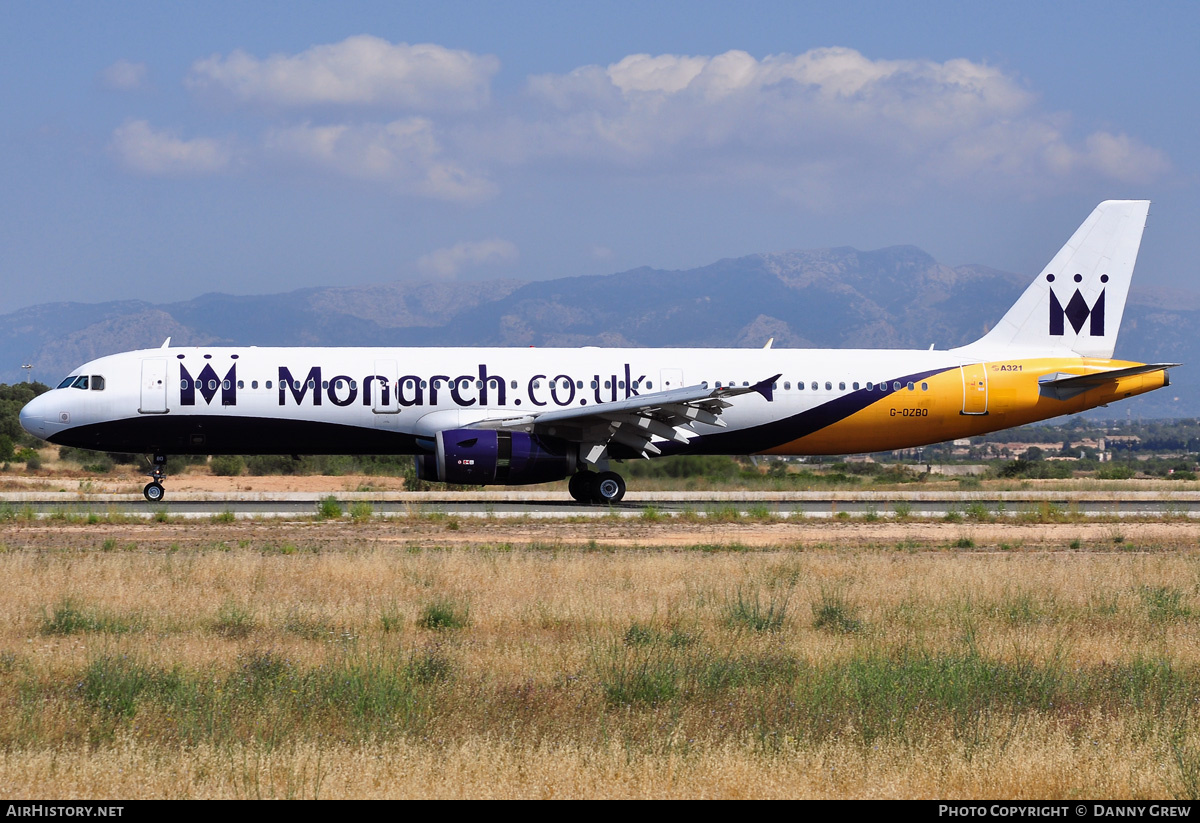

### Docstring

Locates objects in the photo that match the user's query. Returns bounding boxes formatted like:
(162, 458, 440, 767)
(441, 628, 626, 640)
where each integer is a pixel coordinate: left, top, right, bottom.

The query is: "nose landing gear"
(143, 454, 167, 502)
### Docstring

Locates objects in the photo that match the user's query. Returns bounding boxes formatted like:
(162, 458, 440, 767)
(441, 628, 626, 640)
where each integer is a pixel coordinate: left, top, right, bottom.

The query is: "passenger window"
(91, 376, 104, 391)
(643, 381, 650, 389)
(907, 382, 915, 391)
(866, 382, 873, 390)
(893, 381, 901, 391)
(921, 382, 929, 391)
(604, 380, 611, 389)
(825, 382, 832, 391)
(811, 382, 817, 391)
(852, 382, 859, 390)
(510, 381, 517, 389)
(237, 380, 244, 389)
(590, 381, 598, 389)
(252, 381, 259, 389)
(180, 380, 189, 390)
(321, 380, 328, 389)
(476, 380, 483, 389)
(266, 381, 273, 389)
(784, 382, 790, 390)
(839, 382, 845, 391)
(208, 380, 218, 390)
(307, 380, 315, 389)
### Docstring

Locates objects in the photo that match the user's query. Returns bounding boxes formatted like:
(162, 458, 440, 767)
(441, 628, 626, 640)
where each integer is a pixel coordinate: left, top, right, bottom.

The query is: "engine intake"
(414, 429, 576, 486)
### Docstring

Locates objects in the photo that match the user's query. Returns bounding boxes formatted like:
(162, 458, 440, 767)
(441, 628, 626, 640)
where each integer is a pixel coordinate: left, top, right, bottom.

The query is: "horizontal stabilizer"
(1038, 363, 1179, 400)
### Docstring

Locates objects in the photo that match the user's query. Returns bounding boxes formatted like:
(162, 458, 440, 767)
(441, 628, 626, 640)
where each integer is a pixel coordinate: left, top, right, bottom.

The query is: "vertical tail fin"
(957, 200, 1150, 359)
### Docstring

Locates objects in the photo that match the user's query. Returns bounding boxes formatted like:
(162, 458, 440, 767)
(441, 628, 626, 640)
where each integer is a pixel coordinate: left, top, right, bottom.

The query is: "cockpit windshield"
(56, 375, 103, 390)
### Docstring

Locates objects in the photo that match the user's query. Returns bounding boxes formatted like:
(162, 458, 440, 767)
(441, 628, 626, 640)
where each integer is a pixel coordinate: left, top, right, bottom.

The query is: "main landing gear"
(143, 454, 167, 503)
(568, 469, 627, 504)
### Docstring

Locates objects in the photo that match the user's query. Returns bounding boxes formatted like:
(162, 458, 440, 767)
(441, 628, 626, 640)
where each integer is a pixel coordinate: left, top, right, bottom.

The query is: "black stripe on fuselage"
(664, 366, 955, 455)
(48, 415, 424, 456)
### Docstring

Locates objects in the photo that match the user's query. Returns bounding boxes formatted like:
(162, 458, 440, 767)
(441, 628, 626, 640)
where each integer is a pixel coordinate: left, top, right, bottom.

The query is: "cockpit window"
(71, 376, 89, 390)
(91, 376, 105, 391)
(57, 376, 76, 389)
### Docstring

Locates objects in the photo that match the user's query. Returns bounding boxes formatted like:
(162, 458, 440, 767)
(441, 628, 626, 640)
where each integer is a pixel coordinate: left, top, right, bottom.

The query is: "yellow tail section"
(764, 358, 1169, 456)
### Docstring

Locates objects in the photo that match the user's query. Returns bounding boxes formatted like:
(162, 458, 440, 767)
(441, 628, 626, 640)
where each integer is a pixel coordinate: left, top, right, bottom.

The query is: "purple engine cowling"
(414, 429, 577, 485)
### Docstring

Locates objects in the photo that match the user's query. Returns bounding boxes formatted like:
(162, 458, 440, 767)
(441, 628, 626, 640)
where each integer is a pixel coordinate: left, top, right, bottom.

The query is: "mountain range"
(2, 246, 1192, 417)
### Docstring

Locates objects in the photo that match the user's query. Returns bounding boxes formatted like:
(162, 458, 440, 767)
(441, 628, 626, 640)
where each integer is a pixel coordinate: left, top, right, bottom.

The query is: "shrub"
(210, 455, 245, 477)
(317, 496, 343, 520)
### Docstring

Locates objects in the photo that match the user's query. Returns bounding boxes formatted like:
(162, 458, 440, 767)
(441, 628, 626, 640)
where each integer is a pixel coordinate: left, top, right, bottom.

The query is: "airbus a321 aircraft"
(19, 201, 1177, 504)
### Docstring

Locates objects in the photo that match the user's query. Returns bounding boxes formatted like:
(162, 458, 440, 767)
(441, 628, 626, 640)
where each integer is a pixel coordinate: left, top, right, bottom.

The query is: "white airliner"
(19, 200, 1177, 503)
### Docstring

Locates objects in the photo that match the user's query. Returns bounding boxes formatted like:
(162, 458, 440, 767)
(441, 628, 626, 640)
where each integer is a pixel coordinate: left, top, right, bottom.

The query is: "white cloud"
(108, 120, 231, 176)
(516, 47, 1169, 200)
(264, 118, 495, 202)
(187, 35, 499, 110)
(106, 43, 1170, 207)
(101, 59, 148, 91)
(1078, 132, 1171, 183)
(417, 238, 519, 278)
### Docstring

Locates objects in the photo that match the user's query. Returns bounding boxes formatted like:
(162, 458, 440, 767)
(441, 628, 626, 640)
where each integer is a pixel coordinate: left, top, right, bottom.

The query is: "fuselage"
(18, 345, 1167, 459)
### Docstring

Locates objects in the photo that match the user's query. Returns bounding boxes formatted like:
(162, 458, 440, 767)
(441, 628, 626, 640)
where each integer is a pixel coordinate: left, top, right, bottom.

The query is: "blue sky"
(1, 0, 1195, 314)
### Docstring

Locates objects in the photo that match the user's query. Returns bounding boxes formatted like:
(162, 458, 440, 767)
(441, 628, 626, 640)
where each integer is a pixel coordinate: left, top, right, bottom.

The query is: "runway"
(2, 489, 1199, 519)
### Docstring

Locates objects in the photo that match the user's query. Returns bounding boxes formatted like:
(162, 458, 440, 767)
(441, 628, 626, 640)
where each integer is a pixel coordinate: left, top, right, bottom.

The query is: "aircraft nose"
(19, 394, 48, 439)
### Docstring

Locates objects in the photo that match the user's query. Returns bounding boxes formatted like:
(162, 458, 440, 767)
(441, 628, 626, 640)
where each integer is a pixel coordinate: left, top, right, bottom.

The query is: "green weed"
(416, 598, 469, 631)
(725, 586, 790, 633)
(213, 600, 256, 638)
(40, 598, 140, 635)
(811, 589, 864, 634)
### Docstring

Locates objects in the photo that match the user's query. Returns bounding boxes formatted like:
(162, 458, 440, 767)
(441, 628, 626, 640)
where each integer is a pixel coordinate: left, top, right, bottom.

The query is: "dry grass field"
(2, 514, 1200, 798)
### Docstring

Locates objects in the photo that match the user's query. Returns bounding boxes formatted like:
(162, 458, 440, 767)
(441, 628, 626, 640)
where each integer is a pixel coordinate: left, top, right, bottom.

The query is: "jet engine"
(414, 429, 577, 485)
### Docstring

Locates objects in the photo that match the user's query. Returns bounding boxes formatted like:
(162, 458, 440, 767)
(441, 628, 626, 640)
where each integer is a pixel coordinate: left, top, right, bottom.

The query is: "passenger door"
(960, 363, 988, 415)
(139, 358, 168, 414)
